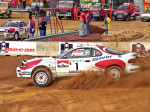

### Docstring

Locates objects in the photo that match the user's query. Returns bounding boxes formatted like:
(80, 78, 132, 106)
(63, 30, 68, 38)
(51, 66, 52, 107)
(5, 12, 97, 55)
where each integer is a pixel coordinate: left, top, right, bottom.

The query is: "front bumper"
(0, 33, 13, 39)
(16, 67, 31, 78)
(114, 14, 128, 19)
(141, 17, 150, 20)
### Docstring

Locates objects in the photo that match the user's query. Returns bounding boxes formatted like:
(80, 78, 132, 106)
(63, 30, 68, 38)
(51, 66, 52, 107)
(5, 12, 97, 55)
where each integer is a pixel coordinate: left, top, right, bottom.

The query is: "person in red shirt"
(74, 6, 79, 21)
(109, 5, 113, 20)
(129, 2, 135, 11)
(80, 10, 86, 37)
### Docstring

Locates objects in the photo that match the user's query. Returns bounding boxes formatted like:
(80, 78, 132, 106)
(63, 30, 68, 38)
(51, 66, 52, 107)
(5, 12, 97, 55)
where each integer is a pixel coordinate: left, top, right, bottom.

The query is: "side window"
(92, 48, 102, 57)
(61, 48, 91, 59)
(1, 22, 8, 27)
(19, 22, 24, 27)
(23, 22, 28, 27)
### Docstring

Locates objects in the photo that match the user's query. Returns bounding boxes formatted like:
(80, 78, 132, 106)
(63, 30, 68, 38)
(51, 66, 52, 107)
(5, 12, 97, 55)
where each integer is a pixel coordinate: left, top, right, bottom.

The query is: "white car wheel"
(32, 69, 52, 87)
(105, 66, 123, 81)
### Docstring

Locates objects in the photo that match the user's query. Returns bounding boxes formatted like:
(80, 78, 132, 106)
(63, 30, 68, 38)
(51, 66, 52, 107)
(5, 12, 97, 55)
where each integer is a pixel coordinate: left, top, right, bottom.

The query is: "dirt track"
(0, 56, 150, 111)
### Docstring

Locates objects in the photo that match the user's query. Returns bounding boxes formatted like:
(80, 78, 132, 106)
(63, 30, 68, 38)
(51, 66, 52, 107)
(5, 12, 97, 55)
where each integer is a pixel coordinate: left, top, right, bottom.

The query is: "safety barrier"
(0, 41, 149, 57)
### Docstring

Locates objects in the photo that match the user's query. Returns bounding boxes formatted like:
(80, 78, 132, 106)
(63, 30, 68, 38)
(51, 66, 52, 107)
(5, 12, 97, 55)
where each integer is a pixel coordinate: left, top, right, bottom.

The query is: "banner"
(0, 41, 36, 55)
(0, 0, 18, 6)
(144, 0, 150, 4)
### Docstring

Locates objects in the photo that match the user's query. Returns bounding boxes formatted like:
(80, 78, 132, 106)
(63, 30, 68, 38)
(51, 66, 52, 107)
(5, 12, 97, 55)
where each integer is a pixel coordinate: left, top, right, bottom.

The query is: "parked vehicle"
(88, 3, 110, 20)
(56, 1, 76, 20)
(0, 21, 28, 40)
(0, 2, 12, 19)
(16, 45, 139, 87)
(113, 4, 140, 21)
(140, 10, 150, 22)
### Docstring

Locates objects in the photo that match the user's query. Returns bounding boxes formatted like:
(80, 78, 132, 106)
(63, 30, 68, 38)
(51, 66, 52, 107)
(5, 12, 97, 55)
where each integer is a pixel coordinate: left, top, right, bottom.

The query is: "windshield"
(2, 22, 19, 27)
(118, 6, 129, 10)
(105, 48, 125, 55)
(90, 5, 100, 10)
(56, 48, 73, 59)
(58, 1, 73, 8)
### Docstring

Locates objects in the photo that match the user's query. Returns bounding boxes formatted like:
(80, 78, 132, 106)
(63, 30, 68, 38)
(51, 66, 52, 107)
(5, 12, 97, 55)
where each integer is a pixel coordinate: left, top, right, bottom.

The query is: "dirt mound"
(102, 30, 144, 41)
(51, 57, 150, 89)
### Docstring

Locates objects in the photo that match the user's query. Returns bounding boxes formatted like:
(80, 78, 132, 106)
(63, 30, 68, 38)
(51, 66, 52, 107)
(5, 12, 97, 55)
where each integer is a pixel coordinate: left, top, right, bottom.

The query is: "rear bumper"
(141, 17, 150, 20)
(125, 64, 139, 74)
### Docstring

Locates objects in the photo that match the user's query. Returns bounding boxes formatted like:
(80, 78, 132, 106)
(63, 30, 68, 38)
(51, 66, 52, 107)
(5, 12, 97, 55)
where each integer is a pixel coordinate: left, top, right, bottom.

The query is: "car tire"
(32, 69, 52, 87)
(105, 66, 124, 81)
(115, 18, 117, 21)
(141, 19, 144, 22)
(134, 16, 136, 20)
(126, 15, 130, 21)
(13, 32, 19, 40)
(8, 11, 11, 18)
(4, 13, 7, 19)
(58, 16, 62, 20)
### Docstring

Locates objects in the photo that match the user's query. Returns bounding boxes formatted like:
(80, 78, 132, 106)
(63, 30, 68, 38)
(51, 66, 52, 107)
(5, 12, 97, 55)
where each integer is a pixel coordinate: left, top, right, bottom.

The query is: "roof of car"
(7, 20, 24, 23)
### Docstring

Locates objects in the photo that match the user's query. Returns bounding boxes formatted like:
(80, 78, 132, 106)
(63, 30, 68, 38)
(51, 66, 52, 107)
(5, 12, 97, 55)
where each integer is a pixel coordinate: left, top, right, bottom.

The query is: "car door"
(19, 22, 26, 36)
(56, 48, 93, 76)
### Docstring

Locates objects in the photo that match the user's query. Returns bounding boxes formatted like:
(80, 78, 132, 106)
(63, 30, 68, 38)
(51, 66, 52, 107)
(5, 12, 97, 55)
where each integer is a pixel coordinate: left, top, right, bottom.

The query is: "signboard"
(59, 42, 102, 54)
(0, 41, 36, 55)
(130, 43, 150, 57)
(0, 0, 18, 6)
(144, 0, 150, 4)
(80, 0, 100, 8)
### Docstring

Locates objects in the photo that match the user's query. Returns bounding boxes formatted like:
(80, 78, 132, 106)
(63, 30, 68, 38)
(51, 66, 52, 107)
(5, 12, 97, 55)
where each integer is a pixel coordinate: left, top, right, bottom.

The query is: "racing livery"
(16, 46, 139, 87)
(0, 21, 28, 40)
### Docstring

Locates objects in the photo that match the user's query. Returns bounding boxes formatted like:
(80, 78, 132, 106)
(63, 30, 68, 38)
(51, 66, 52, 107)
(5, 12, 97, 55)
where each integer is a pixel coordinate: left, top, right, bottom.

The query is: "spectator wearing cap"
(28, 17, 35, 38)
(38, 17, 47, 36)
(85, 10, 91, 36)
(80, 10, 86, 37)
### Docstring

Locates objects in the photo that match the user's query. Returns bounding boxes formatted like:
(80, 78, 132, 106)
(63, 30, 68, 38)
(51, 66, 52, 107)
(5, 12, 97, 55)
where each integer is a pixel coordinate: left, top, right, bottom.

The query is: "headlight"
(113, 13, 117, 15)
(124, 13, 128, 15)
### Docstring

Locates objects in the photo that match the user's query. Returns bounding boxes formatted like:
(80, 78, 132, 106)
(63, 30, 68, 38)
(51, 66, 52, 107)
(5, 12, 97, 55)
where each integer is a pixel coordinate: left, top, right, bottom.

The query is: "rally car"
(16, 45, 139, 87)
(0, 21, 28, 40)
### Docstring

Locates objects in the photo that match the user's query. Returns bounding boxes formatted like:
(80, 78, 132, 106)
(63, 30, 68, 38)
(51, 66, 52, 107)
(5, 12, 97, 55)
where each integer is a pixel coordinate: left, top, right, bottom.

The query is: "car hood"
(22, 57, 56, 64)
(114, 10, 129, 14)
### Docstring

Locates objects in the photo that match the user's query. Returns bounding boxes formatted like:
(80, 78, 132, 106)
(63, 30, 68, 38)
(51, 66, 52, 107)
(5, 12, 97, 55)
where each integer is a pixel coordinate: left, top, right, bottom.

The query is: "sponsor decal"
(0, 41, 36, 54)
(144, 0, 150, 4)
(131, 43, 150, 57)
(92, 56, 112, 62)
(57, 60, 69, 68)
(69, 59, 84, 63)
(69, 70, 84, 73)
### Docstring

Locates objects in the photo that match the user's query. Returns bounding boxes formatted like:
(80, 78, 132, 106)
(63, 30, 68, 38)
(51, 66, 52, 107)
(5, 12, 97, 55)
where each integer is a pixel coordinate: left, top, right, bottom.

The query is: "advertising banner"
(0, 0, 18, 6)
(144, 0, 150, 4)
(0, 41, 36, 55)
(59, 42, 102, 54)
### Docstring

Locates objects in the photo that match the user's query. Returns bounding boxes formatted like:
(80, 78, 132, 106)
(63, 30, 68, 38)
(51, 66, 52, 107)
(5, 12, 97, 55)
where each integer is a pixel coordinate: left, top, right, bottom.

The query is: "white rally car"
(0, 21, 28, 40)
(16, 45, 139, 87)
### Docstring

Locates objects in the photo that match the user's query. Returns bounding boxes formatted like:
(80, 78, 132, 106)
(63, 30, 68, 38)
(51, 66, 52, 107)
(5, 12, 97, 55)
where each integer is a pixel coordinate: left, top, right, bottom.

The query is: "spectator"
(104, 14, 111, 35)
(89, 11, 93, 25)
(35, 4, 39, 19)
(26, 5, 32, 18)
(80, 10, 86, 37)
(19, 0, 22, 9)
(23, 0, 26, 9)
(109, 5, 113, 20)
(85, 10, 91, 36)
(74, 6, 79, 21)
(39, 17, 47, 36)
(129, 2, 135, 11)
(28, 17, 35, 38)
